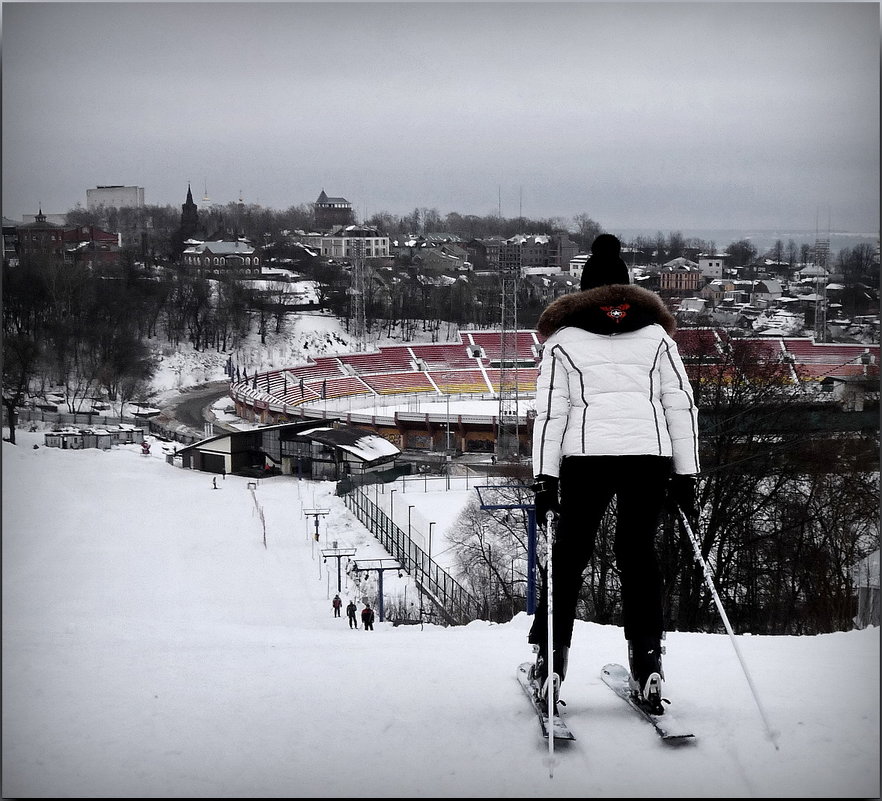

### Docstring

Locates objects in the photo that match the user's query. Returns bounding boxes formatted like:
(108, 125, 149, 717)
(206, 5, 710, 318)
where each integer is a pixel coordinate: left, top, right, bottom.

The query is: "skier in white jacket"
(529, 234, 700, 715)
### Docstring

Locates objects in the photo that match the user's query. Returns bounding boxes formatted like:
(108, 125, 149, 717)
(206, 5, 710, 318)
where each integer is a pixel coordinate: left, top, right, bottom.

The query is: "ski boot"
(628, 635, 665, 715)
(531, 643, 569, 709)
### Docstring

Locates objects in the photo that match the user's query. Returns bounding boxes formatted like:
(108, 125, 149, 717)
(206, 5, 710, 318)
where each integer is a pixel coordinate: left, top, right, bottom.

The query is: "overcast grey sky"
(2, 1, 879, 234)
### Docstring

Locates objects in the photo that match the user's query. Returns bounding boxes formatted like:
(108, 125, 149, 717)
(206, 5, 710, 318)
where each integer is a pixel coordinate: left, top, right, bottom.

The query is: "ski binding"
(601, 663, 695, 743)
(517, 662, 575, 741)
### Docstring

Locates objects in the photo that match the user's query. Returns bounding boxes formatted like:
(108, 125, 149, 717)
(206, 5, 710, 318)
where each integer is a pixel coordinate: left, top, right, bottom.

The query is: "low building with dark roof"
(176, 420, 401, 480)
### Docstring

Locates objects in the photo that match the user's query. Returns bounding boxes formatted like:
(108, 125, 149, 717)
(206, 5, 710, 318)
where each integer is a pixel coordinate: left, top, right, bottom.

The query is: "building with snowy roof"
(797, 264, 829, 281)
(464, 237, 504, 272)
(567, 252, 589, 280)
(698, 253, 729, 279)
(291, 425, 401, 480)
(15, 211, 121, 267)
(182, 240, 262, 275)
(304, 225, 390, 260)
(660, 257, 703, 293)
(499, 233, 578, 277)
(413, 247, 468, 272)
(43, 425, 144, 450)
(177, 421, 400, 480)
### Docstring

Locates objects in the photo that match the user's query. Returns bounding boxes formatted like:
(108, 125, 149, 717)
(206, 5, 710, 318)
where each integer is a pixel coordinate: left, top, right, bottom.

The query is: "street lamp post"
(438, 371, 454, 455)
(446, 392, 451, 452)
(408, 505, 415, 541)
(428, 521, 435, 561)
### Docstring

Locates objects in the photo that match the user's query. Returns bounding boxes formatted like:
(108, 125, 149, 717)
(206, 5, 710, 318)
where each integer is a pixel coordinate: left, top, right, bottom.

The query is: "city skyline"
(2, 2, 879, 235)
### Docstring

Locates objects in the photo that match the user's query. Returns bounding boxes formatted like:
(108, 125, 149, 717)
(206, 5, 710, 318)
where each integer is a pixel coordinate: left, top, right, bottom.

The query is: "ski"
(601, 663, 695, 743)
(517, 662, 576, 741)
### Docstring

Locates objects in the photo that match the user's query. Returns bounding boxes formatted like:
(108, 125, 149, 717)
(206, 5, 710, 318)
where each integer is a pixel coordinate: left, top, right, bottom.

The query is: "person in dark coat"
(332, 594, 342, 618)
(346, 600, 358, 628)
(531, 234, 700, 714)
(361, 603, 375, 631)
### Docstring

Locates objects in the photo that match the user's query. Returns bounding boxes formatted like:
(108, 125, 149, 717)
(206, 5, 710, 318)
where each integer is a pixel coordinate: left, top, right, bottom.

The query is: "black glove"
(669, 473, 698, 530)
(532, 474, 560, 527)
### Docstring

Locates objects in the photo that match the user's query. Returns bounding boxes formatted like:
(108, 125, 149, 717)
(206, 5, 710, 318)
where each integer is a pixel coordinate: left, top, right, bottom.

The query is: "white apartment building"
(568, 253, 589, 281)
(698, 253, 728, 279)
(305, 225, 390, 259)
(86, 185, 145, 210)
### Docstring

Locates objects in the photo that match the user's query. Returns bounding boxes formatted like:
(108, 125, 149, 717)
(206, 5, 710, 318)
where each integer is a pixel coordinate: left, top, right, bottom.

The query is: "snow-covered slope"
(2, 432, 879, 798)
(148, 312, 361, 398)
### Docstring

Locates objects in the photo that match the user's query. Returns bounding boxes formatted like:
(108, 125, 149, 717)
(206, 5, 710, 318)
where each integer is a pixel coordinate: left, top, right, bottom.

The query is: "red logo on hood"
(601, 303, 630, 323)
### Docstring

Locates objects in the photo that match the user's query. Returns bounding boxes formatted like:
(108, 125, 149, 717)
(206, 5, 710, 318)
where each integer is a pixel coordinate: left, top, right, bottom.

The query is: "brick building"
(314, 190, 354, 232)
(659, 257, 703, 293)
(182, 240, 261, 275)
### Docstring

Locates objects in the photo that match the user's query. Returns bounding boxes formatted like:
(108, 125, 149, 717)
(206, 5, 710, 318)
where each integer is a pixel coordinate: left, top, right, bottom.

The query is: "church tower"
(180, 184, 199, 241)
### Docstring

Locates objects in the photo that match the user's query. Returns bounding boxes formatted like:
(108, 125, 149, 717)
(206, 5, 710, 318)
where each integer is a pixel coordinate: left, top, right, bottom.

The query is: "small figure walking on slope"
(332, 594, 342, 618)
(361, 603, 375, 631)
(346, 600, 358, 628)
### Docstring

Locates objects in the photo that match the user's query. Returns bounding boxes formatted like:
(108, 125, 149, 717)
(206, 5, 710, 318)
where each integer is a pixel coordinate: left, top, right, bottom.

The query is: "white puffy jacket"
(531, 284, 700, 478)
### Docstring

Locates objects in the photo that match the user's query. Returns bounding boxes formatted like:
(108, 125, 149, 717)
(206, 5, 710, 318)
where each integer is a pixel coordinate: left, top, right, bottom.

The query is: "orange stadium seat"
(360, 372, 437, 395)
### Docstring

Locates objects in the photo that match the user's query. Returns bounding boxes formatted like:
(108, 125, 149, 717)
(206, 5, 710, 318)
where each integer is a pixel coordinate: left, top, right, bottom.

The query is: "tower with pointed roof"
(314, 189, 354, 232)
(180, 184, 200, 241)
(16, 206, 64, 264)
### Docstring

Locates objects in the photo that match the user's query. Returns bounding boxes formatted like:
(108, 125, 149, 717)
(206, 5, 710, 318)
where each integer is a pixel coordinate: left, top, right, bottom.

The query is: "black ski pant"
(528, 454, 671, 650)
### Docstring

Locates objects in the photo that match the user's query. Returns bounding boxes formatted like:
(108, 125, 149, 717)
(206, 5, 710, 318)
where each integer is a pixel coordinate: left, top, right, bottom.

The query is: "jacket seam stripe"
(554, 344, 588, 451)
(536, 346, 558, 475)
(663, 340, 700, 469)
(650, 341, 665, 455)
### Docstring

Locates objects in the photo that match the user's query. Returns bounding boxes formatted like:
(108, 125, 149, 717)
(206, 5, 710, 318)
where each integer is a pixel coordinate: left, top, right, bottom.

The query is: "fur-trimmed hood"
(537, 284, 676, 339)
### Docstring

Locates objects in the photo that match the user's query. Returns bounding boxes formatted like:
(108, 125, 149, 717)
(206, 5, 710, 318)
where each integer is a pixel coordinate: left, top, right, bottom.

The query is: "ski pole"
(544, 509, 557, 776)
(678, 508, 780, 750)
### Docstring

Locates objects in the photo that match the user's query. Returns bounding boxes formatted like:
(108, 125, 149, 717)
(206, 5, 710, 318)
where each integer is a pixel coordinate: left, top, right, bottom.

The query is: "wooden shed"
(44, 429, 85, 449)
(81, 429, 113, 450)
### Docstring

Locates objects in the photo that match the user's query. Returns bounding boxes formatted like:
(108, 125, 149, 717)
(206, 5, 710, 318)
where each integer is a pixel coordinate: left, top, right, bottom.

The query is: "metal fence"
(343, 485, 481, 624)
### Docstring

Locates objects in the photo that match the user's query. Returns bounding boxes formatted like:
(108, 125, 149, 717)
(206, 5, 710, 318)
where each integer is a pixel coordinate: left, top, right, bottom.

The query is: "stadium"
(228, 329, 879, 460)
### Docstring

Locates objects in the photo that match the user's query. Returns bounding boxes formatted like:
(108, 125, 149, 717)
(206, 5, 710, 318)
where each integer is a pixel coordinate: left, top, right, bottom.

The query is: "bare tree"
(2, 332, 41, 443)
(572, 213, 602, 250)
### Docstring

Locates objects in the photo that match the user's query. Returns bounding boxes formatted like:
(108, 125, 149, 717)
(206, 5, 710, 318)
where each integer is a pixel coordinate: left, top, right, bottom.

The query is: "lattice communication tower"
(813, 237, 829, 343)
(496, 242, 521, 462)
(350, 236, 368, 352)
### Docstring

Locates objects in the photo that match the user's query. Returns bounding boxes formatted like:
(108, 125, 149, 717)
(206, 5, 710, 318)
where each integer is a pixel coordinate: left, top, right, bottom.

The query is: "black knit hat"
(580, 233, 631, 290)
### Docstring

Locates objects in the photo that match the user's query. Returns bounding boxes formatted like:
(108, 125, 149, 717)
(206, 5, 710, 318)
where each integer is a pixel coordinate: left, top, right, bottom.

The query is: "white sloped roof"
(298, 426, 400, 462)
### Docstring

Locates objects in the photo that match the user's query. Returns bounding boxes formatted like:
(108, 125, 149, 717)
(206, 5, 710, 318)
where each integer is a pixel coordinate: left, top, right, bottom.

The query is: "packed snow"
(148, 311, 361, 398)
(5, 313, 880, 796)
(2, 429, 879, 798)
